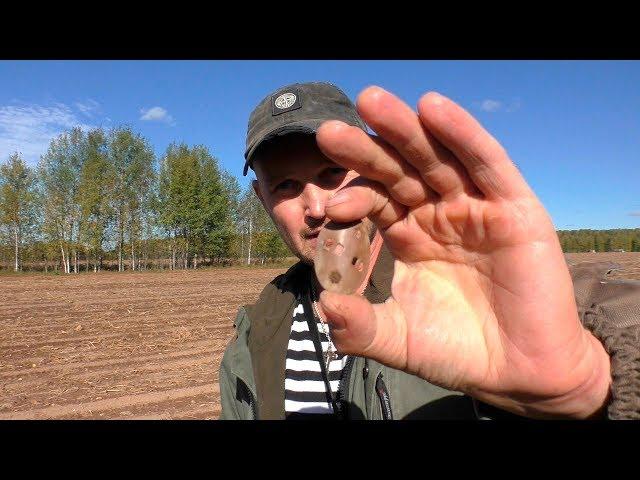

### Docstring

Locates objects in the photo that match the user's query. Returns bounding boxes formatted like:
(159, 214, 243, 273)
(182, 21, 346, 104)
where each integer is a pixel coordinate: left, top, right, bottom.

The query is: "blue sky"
(0, 60, 638, 230)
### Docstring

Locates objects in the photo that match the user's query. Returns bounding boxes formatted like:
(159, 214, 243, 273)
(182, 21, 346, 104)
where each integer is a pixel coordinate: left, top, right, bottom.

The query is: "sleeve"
(219, 347, 241, 420)
(570, 261, 640, 419)
(218, 310, 243, 420)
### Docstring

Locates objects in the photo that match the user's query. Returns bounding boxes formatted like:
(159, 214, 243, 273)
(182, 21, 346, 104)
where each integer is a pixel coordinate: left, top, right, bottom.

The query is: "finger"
(316, 120, 434, 207)
(319, 290, 408, 371)
(355, 86, 479, 199)
(417, 92, 534, 200)
(325, 177, 407, 231)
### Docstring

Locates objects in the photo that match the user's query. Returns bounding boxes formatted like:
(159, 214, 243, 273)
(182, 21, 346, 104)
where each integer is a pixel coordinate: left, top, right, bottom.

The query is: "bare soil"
(1, 252, 638, 420)
(0, 267, 286, 419)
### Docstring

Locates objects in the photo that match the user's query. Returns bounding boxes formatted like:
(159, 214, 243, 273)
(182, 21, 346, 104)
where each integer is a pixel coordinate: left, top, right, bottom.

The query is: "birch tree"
(38, 128, 84, 273)
(158, 144, 233, 268)
(78, 128, 112, 272)
(107, 127, 155, 271)
(0, 153, 39, 272)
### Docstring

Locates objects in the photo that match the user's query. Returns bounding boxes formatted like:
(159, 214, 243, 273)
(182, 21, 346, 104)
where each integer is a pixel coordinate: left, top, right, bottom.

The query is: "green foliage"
(107, 126, 156, 270)
(37, 128, 86, 272)
(237, 185, 290, 263)
(158, 143, 235, 267)
(0, 152, 39, 270)
(557, 229, 640, 252)
(78, 129, 112, 260)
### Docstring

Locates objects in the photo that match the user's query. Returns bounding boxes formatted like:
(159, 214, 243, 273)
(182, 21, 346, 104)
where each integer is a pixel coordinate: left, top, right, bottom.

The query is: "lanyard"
(301, 289, 342, 418)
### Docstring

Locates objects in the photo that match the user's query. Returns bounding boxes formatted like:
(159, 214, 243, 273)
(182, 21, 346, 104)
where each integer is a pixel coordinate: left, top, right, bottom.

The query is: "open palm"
(315, 87, 610, 418)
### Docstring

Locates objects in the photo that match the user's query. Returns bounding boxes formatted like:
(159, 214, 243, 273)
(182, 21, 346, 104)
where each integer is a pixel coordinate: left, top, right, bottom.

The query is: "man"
(219, 81, 640, 420)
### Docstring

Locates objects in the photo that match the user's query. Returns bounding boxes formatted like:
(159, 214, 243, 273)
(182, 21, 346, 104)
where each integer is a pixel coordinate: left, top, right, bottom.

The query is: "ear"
(252, 179, 265, 204)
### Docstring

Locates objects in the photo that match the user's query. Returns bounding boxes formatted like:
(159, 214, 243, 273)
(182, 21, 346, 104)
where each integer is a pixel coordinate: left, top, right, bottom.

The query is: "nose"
(302, 183, 327, 221)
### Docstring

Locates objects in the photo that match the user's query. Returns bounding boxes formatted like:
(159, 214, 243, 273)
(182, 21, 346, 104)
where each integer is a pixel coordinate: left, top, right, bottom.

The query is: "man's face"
(252, 134, 362, 265)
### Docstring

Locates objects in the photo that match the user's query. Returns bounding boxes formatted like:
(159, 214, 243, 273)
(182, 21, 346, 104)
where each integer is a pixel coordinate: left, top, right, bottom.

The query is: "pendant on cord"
(314, 220, 371, 295)
(324, 347, 338, 372)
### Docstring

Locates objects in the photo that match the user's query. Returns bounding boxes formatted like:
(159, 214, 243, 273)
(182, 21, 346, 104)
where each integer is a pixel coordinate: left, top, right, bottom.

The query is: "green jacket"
(219, 246, 640, 420)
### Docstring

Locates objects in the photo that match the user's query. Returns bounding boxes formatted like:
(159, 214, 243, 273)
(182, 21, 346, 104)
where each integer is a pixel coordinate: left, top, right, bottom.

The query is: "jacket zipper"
(375, 372, 393, 420)
(239, 379, 257, 420)
(336, 355, 355, 419)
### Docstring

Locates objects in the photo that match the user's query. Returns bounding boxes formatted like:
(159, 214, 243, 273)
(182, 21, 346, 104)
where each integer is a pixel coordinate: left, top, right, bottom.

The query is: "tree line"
(557, 229, 640, 253)
(1, 125, 638, 273)
(0, 126, 290, 273)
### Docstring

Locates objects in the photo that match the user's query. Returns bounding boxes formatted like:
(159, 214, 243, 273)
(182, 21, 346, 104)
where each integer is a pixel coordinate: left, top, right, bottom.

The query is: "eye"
(273, 179, 300, 195)
(319, 167, 348, 188)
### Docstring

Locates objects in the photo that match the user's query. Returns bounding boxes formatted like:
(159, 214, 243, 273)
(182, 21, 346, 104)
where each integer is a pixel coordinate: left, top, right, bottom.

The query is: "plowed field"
(0, 267, 286, 419)
(1, 252, 638, 419)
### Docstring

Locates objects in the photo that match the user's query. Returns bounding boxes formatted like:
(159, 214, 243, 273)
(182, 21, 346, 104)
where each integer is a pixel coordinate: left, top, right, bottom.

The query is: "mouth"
(304, 231, 321, 250)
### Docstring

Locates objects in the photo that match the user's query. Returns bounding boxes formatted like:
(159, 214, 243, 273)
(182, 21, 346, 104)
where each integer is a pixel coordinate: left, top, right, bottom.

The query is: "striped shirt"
(284, 300, 349, 418)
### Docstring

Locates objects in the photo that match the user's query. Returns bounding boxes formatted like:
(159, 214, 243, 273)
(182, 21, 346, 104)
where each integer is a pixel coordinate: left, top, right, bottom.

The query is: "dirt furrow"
(0, 383, 219, 419)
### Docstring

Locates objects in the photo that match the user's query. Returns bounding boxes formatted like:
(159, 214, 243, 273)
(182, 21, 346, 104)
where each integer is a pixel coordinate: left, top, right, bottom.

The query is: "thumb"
(319, 290, 407, 370)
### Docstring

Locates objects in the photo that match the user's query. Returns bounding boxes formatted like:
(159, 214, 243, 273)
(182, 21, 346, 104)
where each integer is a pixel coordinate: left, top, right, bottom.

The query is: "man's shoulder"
(256, 261, 308, 297)
(244, 261, 310, 316)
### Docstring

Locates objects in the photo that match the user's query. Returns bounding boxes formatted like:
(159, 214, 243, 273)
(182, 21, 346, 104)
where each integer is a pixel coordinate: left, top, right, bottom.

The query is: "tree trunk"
(118, 242, 123, 271)
(171, 237, 176, 270)
(247, 218, 252, 266)
(131, 238, 135, 272)
(60, 243, 67, 274)
(14, 226, 19, 272)
(184, 237, 189, 270)
(118, 204, 124, 272)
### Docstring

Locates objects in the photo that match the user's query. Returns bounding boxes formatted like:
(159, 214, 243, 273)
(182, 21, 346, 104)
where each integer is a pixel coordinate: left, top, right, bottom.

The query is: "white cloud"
(505, 99, 522, 113)
(139, 106, 174, 125)
(629, 211, 640, 217)
(0, 102, 95, 166)
(74, 99, 101, 117)
(474, 98, 522, 114)
(479, 99, 502, 112)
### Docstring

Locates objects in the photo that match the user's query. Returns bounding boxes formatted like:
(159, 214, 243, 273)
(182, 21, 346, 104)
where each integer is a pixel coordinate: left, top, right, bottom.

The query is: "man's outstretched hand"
(315, 86, 611, 419)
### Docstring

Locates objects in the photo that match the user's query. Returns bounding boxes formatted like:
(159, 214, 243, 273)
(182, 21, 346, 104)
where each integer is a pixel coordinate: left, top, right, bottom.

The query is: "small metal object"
(314, 220, 371, 295)
(310, 282, 339, 374)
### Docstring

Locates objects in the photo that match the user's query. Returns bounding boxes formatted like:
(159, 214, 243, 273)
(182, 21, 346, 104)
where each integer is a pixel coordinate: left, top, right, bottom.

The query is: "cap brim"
(243, 120, 324, 176)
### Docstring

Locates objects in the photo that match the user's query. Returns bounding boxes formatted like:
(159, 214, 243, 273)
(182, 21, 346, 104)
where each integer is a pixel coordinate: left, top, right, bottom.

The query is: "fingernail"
(320, 120, 348, 132)
(320, 291, 346, 330)
(428, 92, 445, 105)
(326, 190, 350, 207)
(366, 85, 387, 95)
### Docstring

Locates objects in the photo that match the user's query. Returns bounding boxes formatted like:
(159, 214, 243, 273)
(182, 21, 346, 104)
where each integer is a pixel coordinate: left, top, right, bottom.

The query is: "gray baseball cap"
(243, 81, 367, 176)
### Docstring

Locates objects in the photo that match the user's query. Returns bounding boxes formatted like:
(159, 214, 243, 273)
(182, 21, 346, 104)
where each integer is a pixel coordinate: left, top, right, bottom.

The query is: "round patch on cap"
(274, 92, 297, 110)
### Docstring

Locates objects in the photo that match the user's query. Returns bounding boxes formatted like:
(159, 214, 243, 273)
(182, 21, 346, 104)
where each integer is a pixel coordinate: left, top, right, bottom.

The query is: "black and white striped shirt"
(284, 300, 349, 418)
